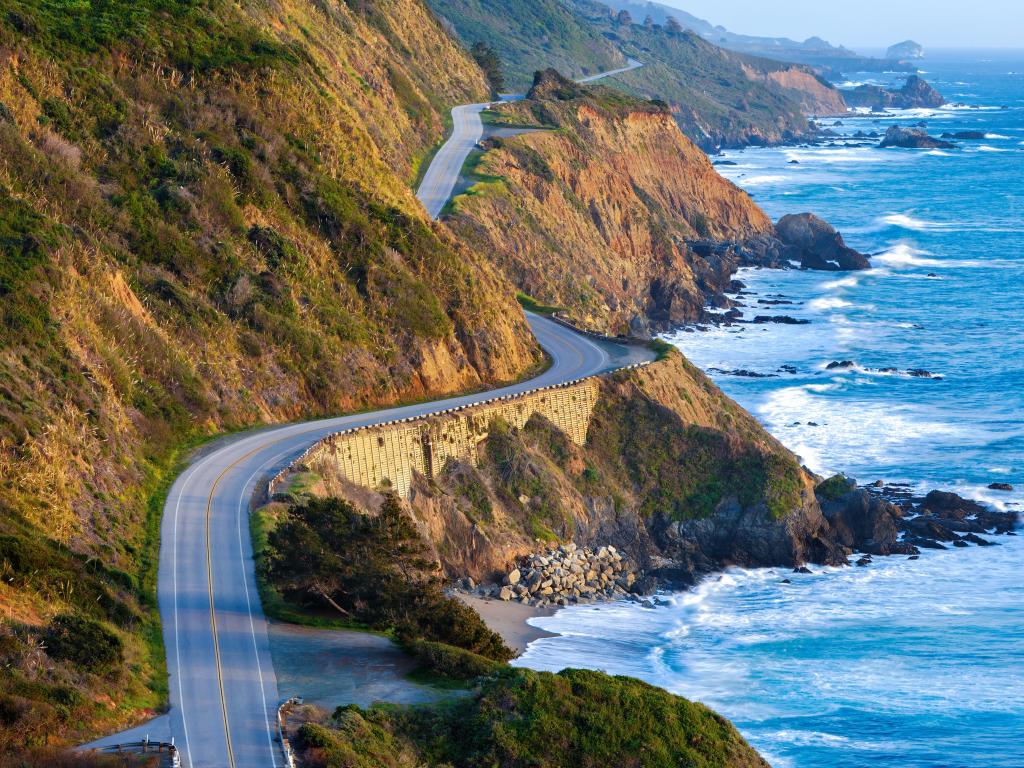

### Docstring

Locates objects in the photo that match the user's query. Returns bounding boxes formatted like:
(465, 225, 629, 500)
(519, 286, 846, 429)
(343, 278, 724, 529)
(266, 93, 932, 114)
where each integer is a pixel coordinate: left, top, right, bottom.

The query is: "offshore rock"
(819, 485, 916, 555)
(879, 125, 956, 149)
(775, 213, 871, 271)
(887, 40, 925, 60)
(845, 75, 944, 110)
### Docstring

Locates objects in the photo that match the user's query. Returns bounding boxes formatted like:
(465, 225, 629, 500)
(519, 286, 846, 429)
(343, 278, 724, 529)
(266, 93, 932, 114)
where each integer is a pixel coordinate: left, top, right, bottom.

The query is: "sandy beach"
(457, 593, 560, 654)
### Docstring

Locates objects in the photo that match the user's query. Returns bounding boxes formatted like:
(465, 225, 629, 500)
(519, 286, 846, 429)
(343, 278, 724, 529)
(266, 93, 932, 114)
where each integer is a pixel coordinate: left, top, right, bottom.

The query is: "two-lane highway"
(90, 315, 653, 767)
(91, 56, 649, 767)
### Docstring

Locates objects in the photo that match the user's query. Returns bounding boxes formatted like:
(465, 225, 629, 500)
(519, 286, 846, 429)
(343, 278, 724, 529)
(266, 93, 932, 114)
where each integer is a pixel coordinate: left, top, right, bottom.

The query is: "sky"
(657, 0, 1024, 49)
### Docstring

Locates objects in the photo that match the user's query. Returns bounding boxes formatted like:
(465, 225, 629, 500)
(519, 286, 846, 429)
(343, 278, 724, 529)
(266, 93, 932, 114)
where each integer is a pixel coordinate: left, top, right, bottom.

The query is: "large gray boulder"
(879, 125, 956, 150)
(775, 213, 871, 271)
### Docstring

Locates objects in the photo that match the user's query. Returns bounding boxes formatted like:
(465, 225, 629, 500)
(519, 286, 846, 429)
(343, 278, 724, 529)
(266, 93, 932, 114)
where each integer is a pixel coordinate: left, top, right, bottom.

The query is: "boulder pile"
(495, 543, 637, 607)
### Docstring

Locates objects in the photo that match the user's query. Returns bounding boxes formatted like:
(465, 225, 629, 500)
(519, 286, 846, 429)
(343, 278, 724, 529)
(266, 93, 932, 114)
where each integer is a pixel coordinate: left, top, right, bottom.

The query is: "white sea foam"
(758, 383, 966, 475)
(808, 297, 853, 311)
(940, 103, 1001, 111)
(879, 213, 955, 232)
(742, 174, 790, 186)
(821, 275, 859, 290)
(925, 149, 951, 156)
(976, 145, 1011, 152)
(873, 244, 944, 267)
(783, 147, 883, 165)
(985, 133, 1011, 139)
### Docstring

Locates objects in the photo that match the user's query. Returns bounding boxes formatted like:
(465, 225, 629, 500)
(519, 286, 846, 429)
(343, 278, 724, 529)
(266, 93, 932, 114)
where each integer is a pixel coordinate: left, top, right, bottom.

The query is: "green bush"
(262, 495, 512, 661)
(402, 639, 501, 680)
(294, 667, 768, 768)
(43, 615, 124, 674)
(815, 473, 855, 502)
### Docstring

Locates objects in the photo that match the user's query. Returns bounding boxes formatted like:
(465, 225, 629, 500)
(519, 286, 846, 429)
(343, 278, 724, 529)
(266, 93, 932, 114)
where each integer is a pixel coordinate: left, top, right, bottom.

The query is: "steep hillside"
(445, 71, 773, 335)
(426, 0, 626, 90)
(0, 0, 540, 750)
(738, 56, 847, 116)
(430, 0, 831, 147)
(570, 14, 818, 147)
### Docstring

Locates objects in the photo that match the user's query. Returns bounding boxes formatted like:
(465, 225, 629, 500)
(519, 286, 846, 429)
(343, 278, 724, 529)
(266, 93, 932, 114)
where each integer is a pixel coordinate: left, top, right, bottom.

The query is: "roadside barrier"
(93, 738, 180, 767)
(278, 698, 299, 768)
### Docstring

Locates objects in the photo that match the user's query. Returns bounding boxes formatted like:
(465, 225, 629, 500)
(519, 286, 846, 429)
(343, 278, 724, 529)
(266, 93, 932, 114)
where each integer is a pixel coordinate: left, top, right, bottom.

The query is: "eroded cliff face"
(310, 354, 845, 586)
(446, 79, 773, 335)
(743, 64, 848, 116)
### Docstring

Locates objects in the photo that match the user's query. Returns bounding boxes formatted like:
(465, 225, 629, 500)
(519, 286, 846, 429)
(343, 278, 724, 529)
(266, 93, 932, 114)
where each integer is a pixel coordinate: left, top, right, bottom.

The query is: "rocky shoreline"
(459, 542, 638, 609)
(457, 482, 1018, 612)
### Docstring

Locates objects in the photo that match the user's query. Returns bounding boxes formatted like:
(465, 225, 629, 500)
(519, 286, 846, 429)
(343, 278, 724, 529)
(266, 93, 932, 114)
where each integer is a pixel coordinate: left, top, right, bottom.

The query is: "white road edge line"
(236, 451, 300, 768)
(172, 463, 199, 768)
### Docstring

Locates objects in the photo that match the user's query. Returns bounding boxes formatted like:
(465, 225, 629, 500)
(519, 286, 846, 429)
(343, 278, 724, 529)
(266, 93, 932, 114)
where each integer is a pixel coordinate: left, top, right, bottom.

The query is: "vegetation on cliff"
(430, 0, 842, 147)
(310, 353, 826, 587)
(294, 666, 769, 768)
(447, 70, 772, 334)
(260, 495, 512, 661)
(581, 21, 812, 147)
(426, 0, 626, 90)
(0, 0, 540, 749)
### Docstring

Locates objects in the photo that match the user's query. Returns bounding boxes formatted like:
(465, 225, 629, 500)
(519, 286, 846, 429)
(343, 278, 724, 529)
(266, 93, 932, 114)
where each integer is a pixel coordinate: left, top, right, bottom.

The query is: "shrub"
(262, 495, 512, 661)
(402, 639, 501, 680)
(293, 667, 768, 768)
(815, 473, 855, 502)
(43, 615, 123, 674)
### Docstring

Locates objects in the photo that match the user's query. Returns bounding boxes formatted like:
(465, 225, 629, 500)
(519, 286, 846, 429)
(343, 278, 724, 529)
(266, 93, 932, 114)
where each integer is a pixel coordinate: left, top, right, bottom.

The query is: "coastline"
(508, 56, 1024, 766)
(457, 594, 559, 654)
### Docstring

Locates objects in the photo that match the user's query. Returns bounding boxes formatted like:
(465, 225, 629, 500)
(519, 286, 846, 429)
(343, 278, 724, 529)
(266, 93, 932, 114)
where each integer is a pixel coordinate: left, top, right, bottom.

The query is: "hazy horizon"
(655, 0, 1024, 50)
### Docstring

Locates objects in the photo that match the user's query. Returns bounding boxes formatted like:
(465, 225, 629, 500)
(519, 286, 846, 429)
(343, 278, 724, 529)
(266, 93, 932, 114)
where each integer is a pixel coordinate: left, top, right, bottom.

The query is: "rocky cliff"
(742, 61, 848, 116)
(446, 71, 773, 335)
(562, 7, 834, 148)
(844, 75, 945, 110)
(305, 352, 846, 588)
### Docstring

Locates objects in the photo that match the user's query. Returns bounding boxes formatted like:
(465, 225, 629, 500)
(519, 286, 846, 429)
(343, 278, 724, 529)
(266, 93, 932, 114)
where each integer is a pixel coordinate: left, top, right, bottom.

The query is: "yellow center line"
(201, 427, 338, 766)
(192, 315, 605, 764)
(204, 439, 289, 768)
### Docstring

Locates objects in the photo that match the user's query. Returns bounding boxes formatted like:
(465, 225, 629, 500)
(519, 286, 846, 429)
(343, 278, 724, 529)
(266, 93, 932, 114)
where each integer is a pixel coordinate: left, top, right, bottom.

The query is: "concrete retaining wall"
(269, 368, 647, 500)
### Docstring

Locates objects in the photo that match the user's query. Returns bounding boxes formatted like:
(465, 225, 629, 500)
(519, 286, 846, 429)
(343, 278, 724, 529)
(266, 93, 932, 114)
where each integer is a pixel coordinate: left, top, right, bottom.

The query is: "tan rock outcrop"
(447, 89, 772, 334)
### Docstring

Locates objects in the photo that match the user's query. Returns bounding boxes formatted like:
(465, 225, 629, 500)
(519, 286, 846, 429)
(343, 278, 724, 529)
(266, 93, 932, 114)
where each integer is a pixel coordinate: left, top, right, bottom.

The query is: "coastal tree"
(665, 16, 683, 36)
(616, 9, 633, 26)
(471, 41, 505, 95)
(262, 495, 512, 660)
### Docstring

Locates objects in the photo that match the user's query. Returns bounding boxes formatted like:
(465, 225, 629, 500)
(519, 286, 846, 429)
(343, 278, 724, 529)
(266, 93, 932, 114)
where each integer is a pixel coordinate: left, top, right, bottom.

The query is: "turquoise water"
(516, 51, 1024, 767)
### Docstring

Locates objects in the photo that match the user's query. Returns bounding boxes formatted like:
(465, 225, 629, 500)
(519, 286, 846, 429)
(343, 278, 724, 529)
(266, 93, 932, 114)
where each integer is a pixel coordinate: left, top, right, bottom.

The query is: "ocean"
(514, 50, 1024, 767)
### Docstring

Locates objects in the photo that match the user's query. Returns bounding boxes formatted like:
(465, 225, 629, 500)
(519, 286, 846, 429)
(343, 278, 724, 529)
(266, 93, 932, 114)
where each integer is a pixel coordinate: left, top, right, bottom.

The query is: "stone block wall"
(275, 375, 611, 498)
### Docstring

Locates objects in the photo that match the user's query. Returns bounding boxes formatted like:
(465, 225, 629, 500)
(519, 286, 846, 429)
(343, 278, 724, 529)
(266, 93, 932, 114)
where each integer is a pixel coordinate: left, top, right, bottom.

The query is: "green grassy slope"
(426, 0, 626, 90)
(0, 0, 538, 752)
(294, 666, 770, 768)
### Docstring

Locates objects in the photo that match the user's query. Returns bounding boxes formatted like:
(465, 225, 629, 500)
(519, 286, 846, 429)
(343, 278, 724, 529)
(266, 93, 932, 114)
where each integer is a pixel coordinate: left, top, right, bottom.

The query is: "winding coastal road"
(415, 57, 642, 219)
(90, 57, 648, 767)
